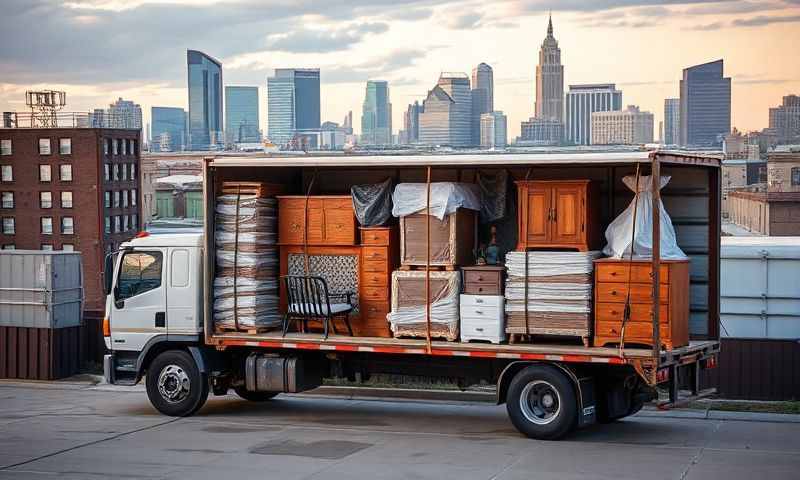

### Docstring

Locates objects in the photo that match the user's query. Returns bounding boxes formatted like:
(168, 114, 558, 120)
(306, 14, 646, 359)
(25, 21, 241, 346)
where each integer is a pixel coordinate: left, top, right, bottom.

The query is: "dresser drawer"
(362, 271, 387, 287)
(460, 304, 504, 321)
(360, 300, 389, 321)
(595, 321, 669, 340)
(460, 294, 503, 308)
(596, 283, 668, 304)
(360, 228, 390, 246)
(595, 302, 669, 323)
(362, 258, 388, 273)
(362, 247, 388, 262)
(463, 283, 501, 295)
(595, 263, 670, 284)
(361, 285, 388, 301)
(461, 318, 504, 340)
(463, 269, 502, 286)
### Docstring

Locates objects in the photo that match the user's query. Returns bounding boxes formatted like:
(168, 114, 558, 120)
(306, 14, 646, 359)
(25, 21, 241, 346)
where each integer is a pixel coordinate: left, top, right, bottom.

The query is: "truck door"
(110, 249, 167, 351)
(166, 247, 200, 337)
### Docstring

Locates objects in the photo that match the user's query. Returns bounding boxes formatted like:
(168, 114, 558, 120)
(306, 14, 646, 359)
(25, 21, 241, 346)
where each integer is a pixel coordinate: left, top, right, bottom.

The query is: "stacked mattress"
(213, 193, 280, 330)
(504, 251, 601, 344)
(387, 270, 460, 341)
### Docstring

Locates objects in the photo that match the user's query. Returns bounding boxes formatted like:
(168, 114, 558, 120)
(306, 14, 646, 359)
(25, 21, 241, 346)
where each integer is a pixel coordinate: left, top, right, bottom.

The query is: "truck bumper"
(103, 354, 115, 385)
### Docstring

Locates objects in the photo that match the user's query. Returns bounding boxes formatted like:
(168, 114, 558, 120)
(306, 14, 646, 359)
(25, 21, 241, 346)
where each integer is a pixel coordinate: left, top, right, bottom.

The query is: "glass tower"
(565, 83, 622, 145)
(267, 69, 321, 147)
(679, 59, 731, 148)
(225, 86, 260, 144)
(361, 80, 392, 145)
(187, 50, 223, 150)
(151, 106, 186, 152)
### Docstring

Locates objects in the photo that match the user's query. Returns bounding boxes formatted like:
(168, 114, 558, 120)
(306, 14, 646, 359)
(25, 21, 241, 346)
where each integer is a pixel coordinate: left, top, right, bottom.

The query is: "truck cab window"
(116, 251, 163, 301)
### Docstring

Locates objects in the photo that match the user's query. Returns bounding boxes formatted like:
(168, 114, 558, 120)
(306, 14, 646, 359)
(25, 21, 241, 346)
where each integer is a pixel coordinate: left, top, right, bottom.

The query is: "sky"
(1, 0, 799, 141)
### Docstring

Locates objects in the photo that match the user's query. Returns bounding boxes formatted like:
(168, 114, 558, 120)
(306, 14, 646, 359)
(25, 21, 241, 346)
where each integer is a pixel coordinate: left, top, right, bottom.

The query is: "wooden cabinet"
(515, 180, 600, 252)
(399, 209, 475, 267)
(357, 226, 398, 337)
(277, 196, 356, 246)
(593, 258, 689, 350)
(462, 265, 505, 295)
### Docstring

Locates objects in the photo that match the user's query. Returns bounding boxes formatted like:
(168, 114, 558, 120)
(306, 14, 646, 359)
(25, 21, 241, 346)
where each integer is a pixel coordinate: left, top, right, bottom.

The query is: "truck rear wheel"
(234, 387, 279, 402)
(506, 365, 578, 440)
(146, 350, 209, 417)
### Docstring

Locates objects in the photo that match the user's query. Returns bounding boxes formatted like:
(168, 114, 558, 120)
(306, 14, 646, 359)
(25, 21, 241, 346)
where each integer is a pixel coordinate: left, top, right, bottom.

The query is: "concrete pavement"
(1, 381, 799, 479)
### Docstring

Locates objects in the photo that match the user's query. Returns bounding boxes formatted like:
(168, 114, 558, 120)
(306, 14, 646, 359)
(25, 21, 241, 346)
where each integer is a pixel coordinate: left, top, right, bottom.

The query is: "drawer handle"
(477, 276, 483, 281)
(372, 235, 379, 240)
(475, 299, 484, 304)
(610, 271, 618, 276)
(291, 223, 300, 229)
(475, 310, 483, 315)
(475, 327, 484, 332)
(611, 310, 619, 315)
(477, 287, 484, 292)
(611, 290, 618, 296)
(372, 278, 380, 283)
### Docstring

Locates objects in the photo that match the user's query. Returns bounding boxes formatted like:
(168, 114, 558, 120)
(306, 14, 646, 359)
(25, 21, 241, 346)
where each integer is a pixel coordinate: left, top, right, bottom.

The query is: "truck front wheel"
(506, 365, 578, 440)
(146, 350, 209, 416)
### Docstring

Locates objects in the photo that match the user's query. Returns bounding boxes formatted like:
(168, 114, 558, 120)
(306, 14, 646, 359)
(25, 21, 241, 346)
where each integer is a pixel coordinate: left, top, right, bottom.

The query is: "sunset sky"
(1, 0, 799, 140)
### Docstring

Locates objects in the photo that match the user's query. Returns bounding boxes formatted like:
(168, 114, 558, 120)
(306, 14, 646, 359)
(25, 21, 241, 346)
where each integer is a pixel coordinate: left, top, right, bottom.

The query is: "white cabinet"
(460, 295, 506, 344)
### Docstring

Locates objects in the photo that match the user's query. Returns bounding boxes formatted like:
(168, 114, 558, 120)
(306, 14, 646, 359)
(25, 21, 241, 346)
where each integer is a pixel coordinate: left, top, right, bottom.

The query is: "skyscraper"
(151, 106, 186, 152)
(419, 73, 472, 147)
(403, 101, 423, 144)
(664, 98, 680, 146)
(679, 59, 731, 147)
(535, 14, 564, 124)
(565, 83, 622, 145)
(768, 94, 800, 144)
(267, 68, 321, 147)
(480, 111, 507, 148)
(107, 98, 143, 132)
(342, 111, 353, 135)
(361, 80, 392, 145)
(225, 86, 260, 144)
(471, 63, 493, 144)
(187, 50, 223, 150)
(591, 105, 654, 145)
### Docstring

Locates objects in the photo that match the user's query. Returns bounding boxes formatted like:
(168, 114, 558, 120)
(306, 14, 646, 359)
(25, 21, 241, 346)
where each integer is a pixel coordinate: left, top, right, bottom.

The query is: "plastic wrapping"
(351, 178, 393, 226)
(387, 270, 460, 341)
(476, 170, 509, 223)
(603, 175, 687, 260)
(391, 182, 481, 220)
(215, 249, 278, 268)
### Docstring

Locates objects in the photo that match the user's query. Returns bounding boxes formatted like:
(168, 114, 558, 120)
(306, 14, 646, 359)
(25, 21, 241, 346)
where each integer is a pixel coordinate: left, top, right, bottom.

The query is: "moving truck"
(103, 151, 720, 440)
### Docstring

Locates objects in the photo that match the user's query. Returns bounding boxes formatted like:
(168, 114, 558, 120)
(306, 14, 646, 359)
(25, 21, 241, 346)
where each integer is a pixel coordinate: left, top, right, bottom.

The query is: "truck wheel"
(146, 350, 209, 417)
(234, 387, 279, 402)
(506, 365, 578, 440)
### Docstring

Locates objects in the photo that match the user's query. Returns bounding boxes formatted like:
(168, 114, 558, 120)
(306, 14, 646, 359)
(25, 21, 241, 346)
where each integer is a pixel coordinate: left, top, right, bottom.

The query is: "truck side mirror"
(104, 253, 115, 296)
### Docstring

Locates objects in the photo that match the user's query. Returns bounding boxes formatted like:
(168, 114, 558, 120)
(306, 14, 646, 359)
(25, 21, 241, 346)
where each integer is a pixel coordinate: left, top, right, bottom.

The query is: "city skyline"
(1, 1, 799, 140)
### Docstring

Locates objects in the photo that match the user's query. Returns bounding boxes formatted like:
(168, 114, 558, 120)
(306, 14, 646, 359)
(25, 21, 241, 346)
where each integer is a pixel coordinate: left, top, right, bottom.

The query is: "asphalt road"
(1, 381, 799, 480)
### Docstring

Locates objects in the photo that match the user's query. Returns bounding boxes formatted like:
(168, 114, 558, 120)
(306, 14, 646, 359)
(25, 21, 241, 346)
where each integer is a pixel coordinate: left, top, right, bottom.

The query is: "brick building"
(0, 127, 141, 313)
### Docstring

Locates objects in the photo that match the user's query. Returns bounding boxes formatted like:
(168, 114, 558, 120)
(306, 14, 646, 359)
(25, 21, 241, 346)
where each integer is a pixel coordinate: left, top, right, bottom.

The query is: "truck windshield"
(116, 251, 163, 301)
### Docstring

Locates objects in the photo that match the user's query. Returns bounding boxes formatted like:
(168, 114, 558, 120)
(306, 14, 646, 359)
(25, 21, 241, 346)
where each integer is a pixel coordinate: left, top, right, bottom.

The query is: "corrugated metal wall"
(0, 326, 81, 380)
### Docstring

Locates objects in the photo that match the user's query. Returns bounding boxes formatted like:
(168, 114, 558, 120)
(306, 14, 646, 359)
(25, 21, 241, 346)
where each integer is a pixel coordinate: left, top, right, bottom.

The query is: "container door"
(166, 247, 200, 336)
(551, 185, 582, 245)
(110, 249, 167, 351)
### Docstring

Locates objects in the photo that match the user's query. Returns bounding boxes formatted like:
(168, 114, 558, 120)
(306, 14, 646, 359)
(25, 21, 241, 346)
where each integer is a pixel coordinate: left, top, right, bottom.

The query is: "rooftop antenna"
(25, 90, 66, 127)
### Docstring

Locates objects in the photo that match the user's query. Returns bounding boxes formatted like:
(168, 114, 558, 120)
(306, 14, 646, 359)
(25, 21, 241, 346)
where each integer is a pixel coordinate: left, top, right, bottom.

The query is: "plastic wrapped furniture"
(387, 270, 460, 341)
(351, 178, 393, 227)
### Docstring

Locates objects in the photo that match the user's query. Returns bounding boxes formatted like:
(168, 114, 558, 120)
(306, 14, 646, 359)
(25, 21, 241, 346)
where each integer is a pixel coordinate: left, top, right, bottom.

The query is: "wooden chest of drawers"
(461, 265, 505, 295)
(515, 180, 601, 252)
(357, 226, 398, 337)
(593, 258, 689, 350)
(277, 196, 356, 245)
(459, 295, 506, 344)
(399, 209, 475, 267)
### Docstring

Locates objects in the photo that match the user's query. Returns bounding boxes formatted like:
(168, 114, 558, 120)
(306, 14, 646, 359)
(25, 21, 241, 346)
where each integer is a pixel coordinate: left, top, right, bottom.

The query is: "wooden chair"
(282, 275, 354, 339)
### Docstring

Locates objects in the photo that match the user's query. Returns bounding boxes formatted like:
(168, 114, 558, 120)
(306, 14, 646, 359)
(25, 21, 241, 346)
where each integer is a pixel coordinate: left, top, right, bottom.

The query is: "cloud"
(318, 48, 429, 84)
(732, 14, 800, 26)
(683, 0, 788, 15)
(265, 22, 390, 53)
(685, 21, 726, 30)
(386, 8, 434, 21)
(514, 0, 741, 14)
(447, 12, 484, 29)
(733, 74, 798, 85)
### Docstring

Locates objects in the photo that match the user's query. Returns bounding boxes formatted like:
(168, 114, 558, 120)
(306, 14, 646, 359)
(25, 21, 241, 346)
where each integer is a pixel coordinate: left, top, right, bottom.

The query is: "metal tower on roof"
(25, 90, 66, 127)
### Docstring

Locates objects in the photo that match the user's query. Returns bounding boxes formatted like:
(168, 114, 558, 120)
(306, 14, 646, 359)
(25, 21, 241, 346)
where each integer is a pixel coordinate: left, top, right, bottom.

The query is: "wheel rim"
(519, 380, 561, 425)
(157, 364, 190, 403)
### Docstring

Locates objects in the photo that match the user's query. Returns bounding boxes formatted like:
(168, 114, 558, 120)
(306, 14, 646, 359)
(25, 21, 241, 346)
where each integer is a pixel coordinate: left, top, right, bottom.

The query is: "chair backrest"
(283, 275, 332, 317)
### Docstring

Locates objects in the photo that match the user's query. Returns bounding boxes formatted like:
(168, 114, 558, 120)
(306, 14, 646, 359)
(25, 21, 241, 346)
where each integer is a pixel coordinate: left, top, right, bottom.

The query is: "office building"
(769, 94, 800, 144)
(535, 14, 564, 123)
(480, 111, 507, 148)
(107, 98, 143, 133)
(342, 111, 353, 135)
(402, 101, 423, 144)
(565, 83, 622, 145)
(471, 63, 494, 144)
(664, 98, 680, 146)
(320, 121, 346, 150)
(361, 80, 392, 145)
(591, 105, 654, 145)
(0, 123, 141, 313)
(225, 86, 260, 144)
(151, 107, 186, 152)
(679, 59, 731, 147)
(187, 50, 223, 150)
(518, 117, 564, 145)
(267, 68, 321, 148)
(419, 73, 472, 147)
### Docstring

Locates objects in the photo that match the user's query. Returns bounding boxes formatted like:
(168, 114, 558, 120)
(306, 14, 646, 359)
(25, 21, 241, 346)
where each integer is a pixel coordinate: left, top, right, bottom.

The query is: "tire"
(234, 387, 279, 402)
(506, 365, 578, 440)
(146, 350, 209, 417)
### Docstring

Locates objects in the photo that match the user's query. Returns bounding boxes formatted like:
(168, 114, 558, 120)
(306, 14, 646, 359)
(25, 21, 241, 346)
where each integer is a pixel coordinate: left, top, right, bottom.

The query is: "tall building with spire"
(535, 14, 564, 122)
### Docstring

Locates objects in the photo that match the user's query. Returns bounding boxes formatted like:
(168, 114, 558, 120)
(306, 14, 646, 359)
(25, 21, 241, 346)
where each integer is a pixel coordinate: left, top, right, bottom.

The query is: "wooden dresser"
(277, 196, 356, 246)
(593, 258, 689, 350)
(515, 180, 600, 252)
(358, 226, 398, 337)
(461, 265, 504, 295)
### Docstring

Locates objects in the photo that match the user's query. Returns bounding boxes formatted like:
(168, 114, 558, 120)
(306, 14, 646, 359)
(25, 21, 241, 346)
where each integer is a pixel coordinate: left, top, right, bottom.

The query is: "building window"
(61, 191, 73, 208)
(61, 216, 74, 234)
(2, 244, 15, 250)
(131, 163, 136, 180)
(113, 164, 120, 181)
(113, 190, 120, 208)
(59, 138, 72, 155)
(38, 138, 51, 155)
(62, 244, 74, 251)
(41, 217, 53, 234)
(1, 165, 11, 182)
(122, 164, 127, 181)
(104, 191, 111, 208)
(131, 188, 137, 206)
(0, 140, 11, 155)
(114, 215, 120, 233)
(104, 164, 110, 181)
(123, 214, 129, 231)
(2, 217, 13, 234)
(39, 165, 51, 182)
(792, 167, 800, 186)
(132, 140, 138, 155)
(105, 216, 111, 234)
(132, 214, 138, 230)
(60, 164, 73, 182)
(123, 190, 129, 208)
(104, 139, 110, 156)
(112, 138, 119, 155)
(40, 191, 52, 209)
(41, 244, 53, 251)
(1, 192, 12, 209)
